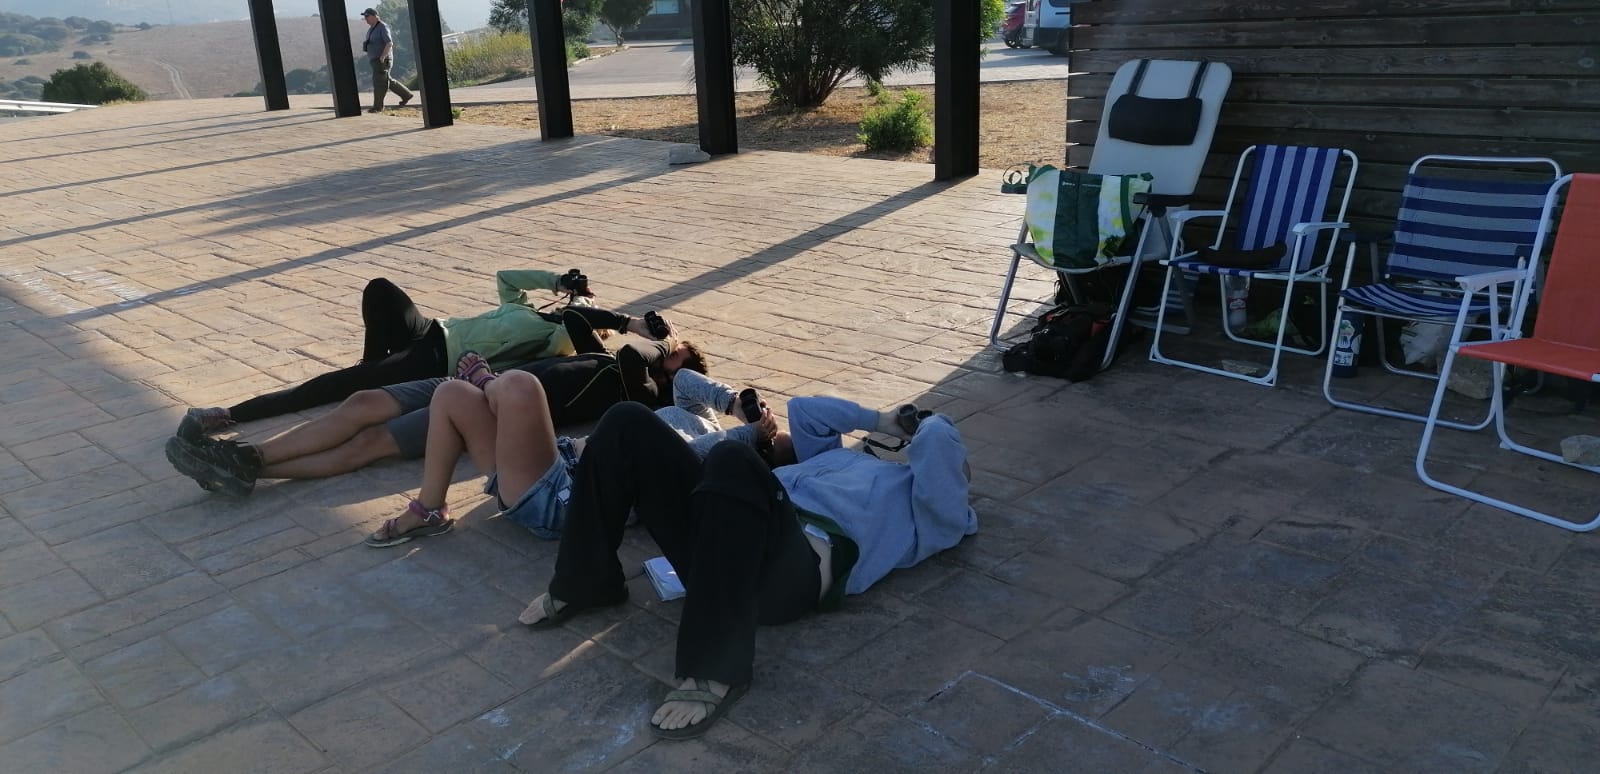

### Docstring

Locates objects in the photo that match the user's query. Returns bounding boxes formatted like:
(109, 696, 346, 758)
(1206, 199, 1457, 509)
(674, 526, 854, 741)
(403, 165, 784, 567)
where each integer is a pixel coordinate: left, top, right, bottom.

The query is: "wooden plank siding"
(1064, 0, 1600, 230)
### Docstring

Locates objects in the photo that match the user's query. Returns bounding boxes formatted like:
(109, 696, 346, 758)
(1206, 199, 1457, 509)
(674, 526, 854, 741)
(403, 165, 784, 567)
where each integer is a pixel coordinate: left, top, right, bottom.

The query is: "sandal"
(518, 587, 630, 630)
(455, 351, 496, 389)
(365, 501, 452, 547)
(651, 679, 749, 740)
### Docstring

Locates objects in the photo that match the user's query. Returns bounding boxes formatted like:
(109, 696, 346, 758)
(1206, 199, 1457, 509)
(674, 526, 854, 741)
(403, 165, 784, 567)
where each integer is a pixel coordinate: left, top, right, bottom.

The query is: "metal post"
(317, 0, 361, 117)
(528, 0, 573, 139)
(409, 0, 453, 127)
(247, 0, 289, 110)
(933, 0, 980, 180)
(691, 0, 737, 155)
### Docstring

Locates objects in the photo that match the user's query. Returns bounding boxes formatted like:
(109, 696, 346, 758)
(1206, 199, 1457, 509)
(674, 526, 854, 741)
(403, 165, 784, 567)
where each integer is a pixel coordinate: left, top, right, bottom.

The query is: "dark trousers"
(230, 278, 447, 422)
(550, 403, 820, 687)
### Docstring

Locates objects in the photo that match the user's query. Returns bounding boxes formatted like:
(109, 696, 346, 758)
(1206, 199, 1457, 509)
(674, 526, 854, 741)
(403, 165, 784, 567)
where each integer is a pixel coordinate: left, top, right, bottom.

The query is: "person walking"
(361, 7, 414, 113)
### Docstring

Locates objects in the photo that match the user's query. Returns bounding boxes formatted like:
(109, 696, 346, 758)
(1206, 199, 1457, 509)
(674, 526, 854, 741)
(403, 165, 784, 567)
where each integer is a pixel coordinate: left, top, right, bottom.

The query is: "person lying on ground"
(362, 356, 782, 545)
(173, 270, 672, 439)
(516, 395, 976, 740)
(163, 330, 708, 496)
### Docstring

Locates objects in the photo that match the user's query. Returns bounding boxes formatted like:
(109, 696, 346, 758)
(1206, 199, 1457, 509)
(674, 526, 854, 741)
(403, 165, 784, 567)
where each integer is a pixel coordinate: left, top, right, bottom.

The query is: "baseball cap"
(361, 8, 378, 16)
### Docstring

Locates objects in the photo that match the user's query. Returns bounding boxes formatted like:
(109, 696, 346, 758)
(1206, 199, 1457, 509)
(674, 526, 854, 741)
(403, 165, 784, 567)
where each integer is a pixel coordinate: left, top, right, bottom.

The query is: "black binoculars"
(558, 269, 591, 297)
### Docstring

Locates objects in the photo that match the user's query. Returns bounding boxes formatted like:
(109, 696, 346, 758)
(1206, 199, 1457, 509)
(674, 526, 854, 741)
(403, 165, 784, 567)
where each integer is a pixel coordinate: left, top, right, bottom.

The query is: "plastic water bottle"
(1331, 313, 1363, 378)
(1224, 276, 1249, 331)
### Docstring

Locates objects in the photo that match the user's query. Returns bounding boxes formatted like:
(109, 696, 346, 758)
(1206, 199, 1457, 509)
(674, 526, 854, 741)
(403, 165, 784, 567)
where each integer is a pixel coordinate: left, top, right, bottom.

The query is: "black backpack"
(1002, 303, 1113, 382)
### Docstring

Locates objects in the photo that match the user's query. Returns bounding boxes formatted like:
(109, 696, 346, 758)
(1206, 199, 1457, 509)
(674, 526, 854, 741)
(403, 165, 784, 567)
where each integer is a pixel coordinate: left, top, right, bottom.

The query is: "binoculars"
(558, 269, 592, 297)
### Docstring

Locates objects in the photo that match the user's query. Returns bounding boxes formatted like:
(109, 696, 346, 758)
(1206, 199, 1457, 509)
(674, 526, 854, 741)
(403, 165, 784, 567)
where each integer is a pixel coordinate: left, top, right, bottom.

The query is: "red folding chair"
(1415, 173, 1600, 531)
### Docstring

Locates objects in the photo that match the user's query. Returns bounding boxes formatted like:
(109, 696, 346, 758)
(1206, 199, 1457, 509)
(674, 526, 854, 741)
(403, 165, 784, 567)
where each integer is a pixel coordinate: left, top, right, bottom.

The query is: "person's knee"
(703, 439, 767, 478)
(339, 389, 402, 425)
(431, 379, 481, 410)
(488, 370, 544, 404)
(364, 277, 396, 296)
(349, 425, 401, 464)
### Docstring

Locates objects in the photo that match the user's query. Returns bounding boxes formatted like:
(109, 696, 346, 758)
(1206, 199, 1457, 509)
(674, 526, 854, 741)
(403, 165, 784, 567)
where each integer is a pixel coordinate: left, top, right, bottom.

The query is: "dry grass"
(436, 80, 1069, 170)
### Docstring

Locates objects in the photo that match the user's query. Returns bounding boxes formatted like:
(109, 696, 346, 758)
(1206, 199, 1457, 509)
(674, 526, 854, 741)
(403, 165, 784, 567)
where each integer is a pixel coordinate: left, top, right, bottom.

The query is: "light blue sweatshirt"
(776, 397, 978, 596)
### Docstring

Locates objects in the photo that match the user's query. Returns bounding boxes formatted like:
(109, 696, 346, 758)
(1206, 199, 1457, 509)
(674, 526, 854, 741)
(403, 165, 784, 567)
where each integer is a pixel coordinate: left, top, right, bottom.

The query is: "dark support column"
(933, 0, 980, 180)
(528, 0, 573, 139)
(317, 0, 360, 117)
(247, 0, 289, 110)
(690, 0, 736, 155)
(409, 0, 453, 127)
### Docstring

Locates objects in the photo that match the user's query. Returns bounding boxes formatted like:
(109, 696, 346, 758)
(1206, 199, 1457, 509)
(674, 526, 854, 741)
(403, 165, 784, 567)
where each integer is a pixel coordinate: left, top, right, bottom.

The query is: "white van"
(1019, 0, 1072, 55)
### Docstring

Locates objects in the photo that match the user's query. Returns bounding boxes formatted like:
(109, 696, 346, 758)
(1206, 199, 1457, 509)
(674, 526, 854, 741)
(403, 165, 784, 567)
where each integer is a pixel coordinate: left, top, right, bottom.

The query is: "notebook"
(643, 556, 685, 601)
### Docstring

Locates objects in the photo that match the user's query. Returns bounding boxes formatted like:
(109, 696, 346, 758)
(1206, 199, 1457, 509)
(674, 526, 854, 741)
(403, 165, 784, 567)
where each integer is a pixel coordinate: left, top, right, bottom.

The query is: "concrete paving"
(1, 98, 1597, 773)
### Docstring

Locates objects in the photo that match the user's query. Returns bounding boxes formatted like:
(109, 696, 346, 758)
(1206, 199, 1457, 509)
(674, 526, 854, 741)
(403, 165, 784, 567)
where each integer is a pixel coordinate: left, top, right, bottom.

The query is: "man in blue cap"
(360, 7, 414, 113)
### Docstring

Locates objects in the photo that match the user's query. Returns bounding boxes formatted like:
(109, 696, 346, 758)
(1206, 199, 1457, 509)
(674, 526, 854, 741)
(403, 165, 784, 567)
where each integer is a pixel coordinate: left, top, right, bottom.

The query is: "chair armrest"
(1170, 209, 1226, 226)
(1455, 269, 1527, 292)
(1291, 221, 1350, 235)
(1133, 193, 1194, 212)
(1337, 230, 1390, 245)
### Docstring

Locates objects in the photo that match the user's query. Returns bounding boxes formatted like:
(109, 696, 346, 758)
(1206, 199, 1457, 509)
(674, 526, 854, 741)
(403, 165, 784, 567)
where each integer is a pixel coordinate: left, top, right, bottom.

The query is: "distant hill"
(0, 0, 487, 30)
(0, 17, 367, 100)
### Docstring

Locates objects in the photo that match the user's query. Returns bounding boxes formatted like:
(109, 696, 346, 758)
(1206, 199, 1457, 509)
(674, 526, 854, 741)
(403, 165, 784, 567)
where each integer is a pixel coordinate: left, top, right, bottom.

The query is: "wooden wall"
(1065, 0, 1600, 229)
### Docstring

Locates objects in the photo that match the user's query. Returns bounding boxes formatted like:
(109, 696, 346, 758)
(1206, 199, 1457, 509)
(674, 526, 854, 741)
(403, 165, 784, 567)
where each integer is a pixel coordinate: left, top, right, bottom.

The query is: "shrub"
(41, 61, 145, 104)
(734, 0, 998, 108)
(864, 79, 885, 99)
(566, 39, 590, 63)
(858, 89, 932, 152)
(445, 31, 533, 85)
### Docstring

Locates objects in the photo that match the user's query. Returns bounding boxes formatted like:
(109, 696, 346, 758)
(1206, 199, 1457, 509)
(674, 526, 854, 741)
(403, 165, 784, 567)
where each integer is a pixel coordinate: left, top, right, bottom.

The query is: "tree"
(734, 0, 1002, 109)
(597, 0, 652, 45)
(40, 62, 146, 104)
(489, 0, 596, 45)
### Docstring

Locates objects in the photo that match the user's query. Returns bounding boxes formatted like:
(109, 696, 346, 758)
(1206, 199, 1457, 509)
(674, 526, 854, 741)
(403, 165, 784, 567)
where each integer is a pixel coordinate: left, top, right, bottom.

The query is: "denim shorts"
(483, 436, 579, 540)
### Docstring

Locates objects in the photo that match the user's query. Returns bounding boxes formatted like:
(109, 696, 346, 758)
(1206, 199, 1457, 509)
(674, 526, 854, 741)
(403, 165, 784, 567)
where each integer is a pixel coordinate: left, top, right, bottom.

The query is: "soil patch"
(425, 80, 1068, 170)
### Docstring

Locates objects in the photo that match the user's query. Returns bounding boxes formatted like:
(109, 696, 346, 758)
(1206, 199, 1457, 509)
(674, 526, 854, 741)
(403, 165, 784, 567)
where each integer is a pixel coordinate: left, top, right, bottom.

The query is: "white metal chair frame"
(1322, 154, 1562, 429)
(1415, 174, 1599, 532)
(1148, 146, 1359, 387)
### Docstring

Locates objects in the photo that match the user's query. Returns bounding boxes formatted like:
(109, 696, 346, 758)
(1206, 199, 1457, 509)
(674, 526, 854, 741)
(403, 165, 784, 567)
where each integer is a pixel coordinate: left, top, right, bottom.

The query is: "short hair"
(678, 340, 708, 375)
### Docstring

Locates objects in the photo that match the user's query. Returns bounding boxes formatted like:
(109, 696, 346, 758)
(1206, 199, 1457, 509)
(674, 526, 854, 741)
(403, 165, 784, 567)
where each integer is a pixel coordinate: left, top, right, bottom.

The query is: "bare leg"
(479, 370, 561, 506)
(261, 425, 402, 479)
(416, 380, 500, 509)
(254, 389, 404, 465)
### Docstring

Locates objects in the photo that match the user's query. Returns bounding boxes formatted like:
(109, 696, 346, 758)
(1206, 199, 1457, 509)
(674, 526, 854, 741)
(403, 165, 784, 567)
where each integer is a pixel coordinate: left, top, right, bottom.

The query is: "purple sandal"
(365, 501, 453, 548)
(455, 351, 497, 390)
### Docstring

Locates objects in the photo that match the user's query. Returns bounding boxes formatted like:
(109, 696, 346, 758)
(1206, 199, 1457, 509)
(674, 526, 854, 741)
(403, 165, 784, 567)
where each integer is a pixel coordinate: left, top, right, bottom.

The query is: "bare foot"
(651, 677, 729, 732)
(517, 592, 566, 625)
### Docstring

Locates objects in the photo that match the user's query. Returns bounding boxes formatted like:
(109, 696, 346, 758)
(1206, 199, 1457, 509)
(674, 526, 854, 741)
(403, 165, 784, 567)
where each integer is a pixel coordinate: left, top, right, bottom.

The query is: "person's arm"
(562, 305, 635, 334)
(618, 341, 668, 404)
(495, 269, 563, 306)
(786, 396, 880, 462)
(903, 415, 979, 564)
(378, 23, 394, 59)
(683, 424, 760, 458)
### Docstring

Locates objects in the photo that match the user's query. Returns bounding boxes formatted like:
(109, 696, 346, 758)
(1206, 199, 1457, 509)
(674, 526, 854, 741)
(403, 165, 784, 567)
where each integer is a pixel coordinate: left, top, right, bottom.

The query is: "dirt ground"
(435, 80, 1069, 170)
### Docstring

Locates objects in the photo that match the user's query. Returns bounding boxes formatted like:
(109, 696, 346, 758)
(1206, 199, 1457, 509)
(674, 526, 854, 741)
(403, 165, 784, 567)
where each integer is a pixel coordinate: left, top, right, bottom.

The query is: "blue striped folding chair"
(1323, 155, 1561, 428)
(1148, 145, 1358, 386)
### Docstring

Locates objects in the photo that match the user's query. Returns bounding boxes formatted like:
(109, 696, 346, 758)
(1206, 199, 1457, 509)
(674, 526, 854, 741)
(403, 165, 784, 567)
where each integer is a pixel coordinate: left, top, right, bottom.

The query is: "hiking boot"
(165, 436, 261, 497)
(176, 407, 234, 441)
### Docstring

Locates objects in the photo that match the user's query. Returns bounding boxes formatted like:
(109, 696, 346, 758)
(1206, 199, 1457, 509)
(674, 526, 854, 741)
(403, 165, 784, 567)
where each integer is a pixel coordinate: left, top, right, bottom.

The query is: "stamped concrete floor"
(1, 100, 1596, 773)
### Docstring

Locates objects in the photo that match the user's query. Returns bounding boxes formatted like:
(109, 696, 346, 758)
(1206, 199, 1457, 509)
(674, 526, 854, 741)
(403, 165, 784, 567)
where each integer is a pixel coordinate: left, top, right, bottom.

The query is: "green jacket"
(441, 270, 572, 371)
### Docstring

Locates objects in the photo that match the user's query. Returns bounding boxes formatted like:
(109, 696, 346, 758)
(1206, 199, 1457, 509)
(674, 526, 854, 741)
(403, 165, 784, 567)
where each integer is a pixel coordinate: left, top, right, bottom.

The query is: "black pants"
(230, 278, 448, 422)
(550, 403, 820, 687)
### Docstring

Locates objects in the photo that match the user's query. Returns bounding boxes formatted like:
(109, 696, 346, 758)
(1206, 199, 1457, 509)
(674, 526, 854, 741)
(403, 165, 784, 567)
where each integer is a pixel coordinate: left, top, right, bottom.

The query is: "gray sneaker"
(165, 436, 261, 497)
(176, 407, 234, 441)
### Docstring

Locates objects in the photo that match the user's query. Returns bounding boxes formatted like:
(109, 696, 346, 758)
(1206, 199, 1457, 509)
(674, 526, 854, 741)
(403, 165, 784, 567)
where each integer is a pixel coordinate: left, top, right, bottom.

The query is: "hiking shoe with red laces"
(176, 407, 235, 441)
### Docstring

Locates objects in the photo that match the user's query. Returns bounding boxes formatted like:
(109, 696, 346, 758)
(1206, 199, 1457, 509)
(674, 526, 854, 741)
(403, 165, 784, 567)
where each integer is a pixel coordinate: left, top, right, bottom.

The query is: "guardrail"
(0, 99, 99, 114)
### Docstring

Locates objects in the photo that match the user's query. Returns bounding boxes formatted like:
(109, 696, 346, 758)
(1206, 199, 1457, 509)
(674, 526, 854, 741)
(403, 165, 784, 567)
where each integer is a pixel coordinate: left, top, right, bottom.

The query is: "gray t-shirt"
(365, 21, 394, 61)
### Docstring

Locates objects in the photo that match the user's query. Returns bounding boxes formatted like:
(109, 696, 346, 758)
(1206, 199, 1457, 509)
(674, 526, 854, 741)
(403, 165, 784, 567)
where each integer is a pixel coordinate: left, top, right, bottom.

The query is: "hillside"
(0, 17, 364, 101)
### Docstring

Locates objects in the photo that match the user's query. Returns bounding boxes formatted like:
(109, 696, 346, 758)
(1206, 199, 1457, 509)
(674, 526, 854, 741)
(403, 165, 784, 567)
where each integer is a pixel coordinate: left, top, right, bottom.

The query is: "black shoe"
(366, 107, 383, 113)
(165, 436, 261, 497)
(176, 407, 234, 442)
(397, 95, 412, 108)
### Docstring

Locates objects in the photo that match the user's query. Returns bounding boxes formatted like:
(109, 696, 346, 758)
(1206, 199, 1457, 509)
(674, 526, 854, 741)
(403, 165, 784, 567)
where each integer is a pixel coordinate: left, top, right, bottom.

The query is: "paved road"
(457, 39, 1069, 102)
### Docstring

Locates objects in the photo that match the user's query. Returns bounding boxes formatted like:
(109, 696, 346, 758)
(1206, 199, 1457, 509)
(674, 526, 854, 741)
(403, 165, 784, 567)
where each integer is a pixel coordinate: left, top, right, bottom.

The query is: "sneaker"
(176, 407, 234, 441)
(165, 436, 261, 497)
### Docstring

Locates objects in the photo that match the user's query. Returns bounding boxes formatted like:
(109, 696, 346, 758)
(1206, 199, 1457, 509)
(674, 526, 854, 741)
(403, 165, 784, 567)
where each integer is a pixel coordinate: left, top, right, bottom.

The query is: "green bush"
(41, 61, 145, 104)
(858, 89, 932, 152)
(566, 39, 590, 63)
(864, 79, 885, 99)
(445, 31, 533, 85)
